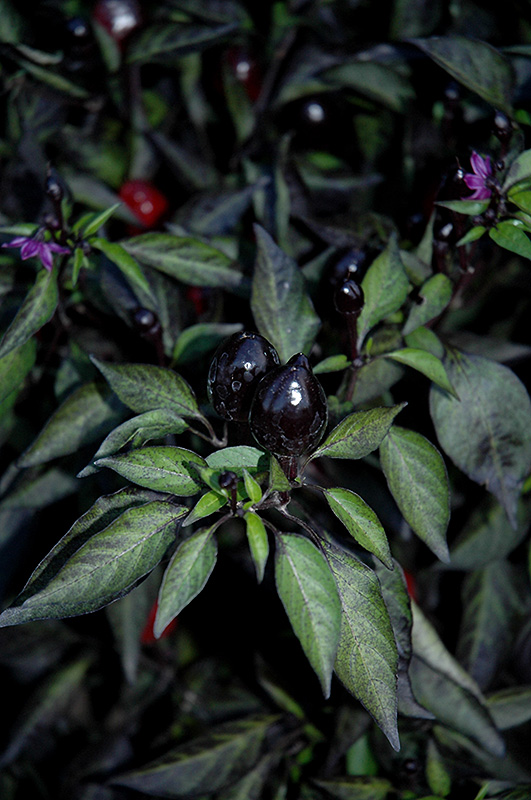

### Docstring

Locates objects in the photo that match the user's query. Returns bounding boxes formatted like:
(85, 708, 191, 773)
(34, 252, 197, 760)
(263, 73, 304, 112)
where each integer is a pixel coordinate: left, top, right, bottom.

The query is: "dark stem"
(276, 455, 298, 506)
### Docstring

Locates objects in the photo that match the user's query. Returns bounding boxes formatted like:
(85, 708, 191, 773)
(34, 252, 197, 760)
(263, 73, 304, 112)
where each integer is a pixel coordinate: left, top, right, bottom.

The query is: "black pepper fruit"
(207, 331, 280, 421)
(334, 279, 364, 316)
(249, 353, 328, 457)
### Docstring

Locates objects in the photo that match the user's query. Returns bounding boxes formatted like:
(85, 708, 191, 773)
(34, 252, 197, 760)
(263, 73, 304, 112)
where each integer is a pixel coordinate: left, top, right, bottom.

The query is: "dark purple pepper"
(207, 331, 280, 422)
(334, 279, 364, 316)
(249, 353, 328, 457)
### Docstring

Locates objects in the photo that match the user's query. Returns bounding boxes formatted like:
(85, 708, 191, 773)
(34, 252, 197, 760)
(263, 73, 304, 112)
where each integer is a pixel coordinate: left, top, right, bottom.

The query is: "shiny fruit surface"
(207, 331, 280, 422)
(119, 180, 168, 228)
(93, 0, 142, 42)
(249, 353, 328, 456)
(334, 278, 364, 316)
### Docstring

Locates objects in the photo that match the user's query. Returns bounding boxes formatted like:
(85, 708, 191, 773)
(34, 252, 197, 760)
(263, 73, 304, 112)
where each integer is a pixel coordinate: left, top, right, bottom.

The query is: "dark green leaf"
(18, 382, 125, 468)
(173, 323, 243, 365)
(149, 130, 218, 191)
(456, 561, 521, 689)
(268, 455, 292, 493)
(322, 540, 399, 751)
(91, 238, 155, 303)
(436, 199, 489, 215)
(154, 525, 218, 637)
(356, 237, 409, 349)
(78, 409, 189, 477)
(95, 446, 207, 495)
(324, 60, 414, 111)
(487, 686, 531, 730)
(127, 21, 238, 64)
(351, 359, 404, 406)
(404, 326, 445, 358)
(275, 533, 341, 697)
(411, 603, 505, 757)
(403, 274, 453, 336)
(92, 358, 201, 419)
(244, 512, 269, 583)
(0, 267, 58, 360)
(175, 184, 260, 236)
(0, 338, 36, 403)
(206, 446, 269, 474)
(324, 488, 393, 568)
(384, 348, 455, 394)
(112, 715, 277, 797)
(508, 188, 531, 215)
(0, 500, 186, 627)
(503, 149, 531, 191)
(310, 404, 406, 461)
(457, 225, 487, 245)
(430, 351, 531, 527)
(183, 490, 227, 527)
(489, 220, 531, 259)
(412, 36, 514, 113)
(379, 426, 450, 562)
(448, 496, 531, 569)
(122, 233, 249, 294)
(243, 469, 262, 504)
(80, 203, 121, 237)
(250, 225, 321, 363)
(0, 467, 78, 511)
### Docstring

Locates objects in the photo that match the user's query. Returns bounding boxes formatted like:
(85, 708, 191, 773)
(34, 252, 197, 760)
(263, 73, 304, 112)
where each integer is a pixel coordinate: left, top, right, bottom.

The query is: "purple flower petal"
(470, 151, 491, 179)
(464, 175, 484, 191)
(2, 236, 32, 249)
(20, 240, 41, 260)
(48, 243, 70, 255)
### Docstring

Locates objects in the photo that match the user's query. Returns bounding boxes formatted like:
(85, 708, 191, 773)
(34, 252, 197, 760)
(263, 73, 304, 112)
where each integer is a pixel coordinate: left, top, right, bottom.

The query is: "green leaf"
(243, 469, 262, 504)
(310, 404, 406, 461)
(321, 540, 399, 751)
(356, 237, 409, 349)
(487, 686, 531, 730)
(448, 496, 531, 569)
(0, 267, 58, 360)
(18, 382, 125, 468)
(244, 512, 269, 583)
(411, 36, 514, 113)
(410, 603, 505, 757)
(78, 409, 189, 477)
(92, 358, 201, 419)
(0, 501, 187, 627)
(324, 488, 393, 568)
(275, 532, 341, 697)
(206, 446, 269, 474)
(457, 225, 487, 245)
(489, 220, 531, 259)
(403, 274, 453, 336)
(122, 233, 249, 294)
(404, 326, 445, 358)
(268, 455, 292, 493)
(380, 427, 450, 562)
(250, 225, 321, 363)
(456, 561, 521, 689)
(384, 348, 455, 395)
(313, 354, 350, 375)
(154, 525, 218, 637)
(508, 188, 531, 215)
(503, 149, 531, 191)
(313, 777, 392, 800)
(112, 715, 276, 797)
(80, 203, 121, 237)
(430, 351, 531, 528)
(183, 490, 227, 527)
(127, 21, 238, 64)
(0, 338, 36, 404)
(436, 199, 489, 215)
(351, 359, 404, 406)
(91, 238, 155, 303)
(323, 60, 414, 112)
(172, 323, 243, 365)
(95, 446, 207, 495)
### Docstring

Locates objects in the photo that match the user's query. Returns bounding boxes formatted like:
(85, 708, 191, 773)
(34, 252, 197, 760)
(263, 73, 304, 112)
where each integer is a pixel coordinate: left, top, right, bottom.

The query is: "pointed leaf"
(154, 526, 218, 637)
(0, 501, 187, 627)
(380, 426, 450, 562)
(403, 274, 453, 335)
(127, 21, 239, 64)
(92, 238, 155, 303)
(487, 686, 531, 730)
(243, 469, 262, 504)
(92, 358, 201, 419)
(430, 351, 531, 528)
(112, 715, 277, 797)
(313, 777, 392, 800)
(80, 203, 121, 236)
(122, 233, 249, 294)
(310, 404, 406, 461)
(206, 446, 269, 474)
(503, 149, 531, 191)
(250, 225, 320, 363)
(183, 490, 227, 527)
(0, 267, 58, 359)
(268, 454, 291, 492)
(322, 540, 399, 751)
(356, 237, 409, 349)
(18, 382, 125, 468)
(95, 446, 207, 495)
(244, 512, 269, 583)
(275, 533, 341, 697)
(324, 488, 393, 568)
(0, 337, 36, 404)
(173, 322, 243, 365)
(489, 220, 531, 259)
(412, 36, 514, 113)
(384, 348, 455, 395)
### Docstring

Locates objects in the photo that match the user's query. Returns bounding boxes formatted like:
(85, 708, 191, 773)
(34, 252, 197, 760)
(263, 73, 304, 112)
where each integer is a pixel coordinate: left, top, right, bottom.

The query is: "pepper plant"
(1, 2, 531, 799)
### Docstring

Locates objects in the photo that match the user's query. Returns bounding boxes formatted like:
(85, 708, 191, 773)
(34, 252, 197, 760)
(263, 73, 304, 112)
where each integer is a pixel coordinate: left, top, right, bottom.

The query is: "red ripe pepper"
(119, 180, 169, 229)
(140, 600, 178, 644)
(403, 569, 417, 603)
(93, 0, 142, 43)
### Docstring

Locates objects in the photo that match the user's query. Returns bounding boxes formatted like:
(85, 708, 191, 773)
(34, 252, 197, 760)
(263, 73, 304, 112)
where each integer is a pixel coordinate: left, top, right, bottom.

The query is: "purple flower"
(463, 152, 492, 201)
(2, 236, 70, 271)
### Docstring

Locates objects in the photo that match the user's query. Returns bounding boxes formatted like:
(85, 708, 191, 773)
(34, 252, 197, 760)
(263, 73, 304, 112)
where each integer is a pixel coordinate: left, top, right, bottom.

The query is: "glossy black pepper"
(207, 331, 280, 421)
(249, 353, 328, 457)
(334, 279, 364, 316)
(218, 470, 238, 490)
